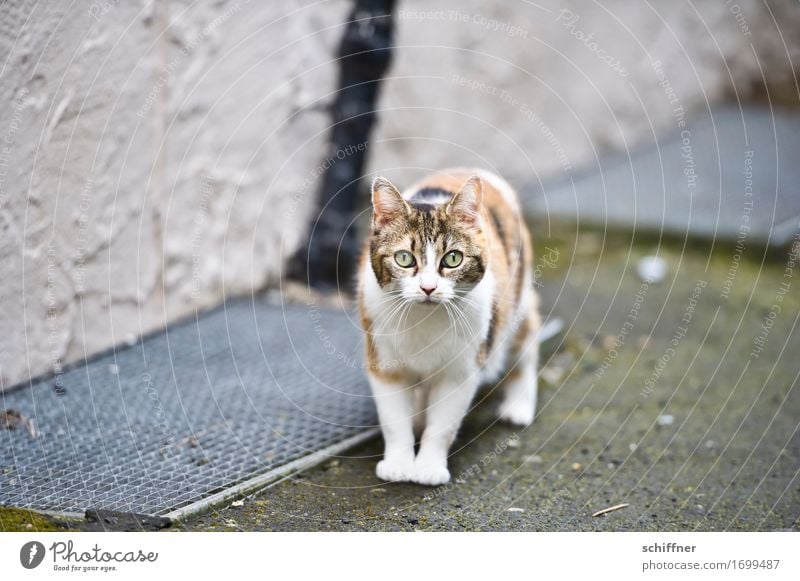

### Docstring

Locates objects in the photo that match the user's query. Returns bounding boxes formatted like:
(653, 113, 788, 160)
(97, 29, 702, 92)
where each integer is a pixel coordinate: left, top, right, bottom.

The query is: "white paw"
(497, 399, 535, 427)
(411, 460, 451, 486)
(376, 457, 415, 482)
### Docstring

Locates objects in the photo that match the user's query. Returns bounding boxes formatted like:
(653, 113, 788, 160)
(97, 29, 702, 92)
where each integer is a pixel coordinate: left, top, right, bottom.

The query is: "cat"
(358, 168, 541, 486)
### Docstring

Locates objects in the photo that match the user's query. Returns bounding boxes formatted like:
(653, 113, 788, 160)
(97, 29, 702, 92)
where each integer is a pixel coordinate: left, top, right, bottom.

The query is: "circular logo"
(20, 541, 46, 569)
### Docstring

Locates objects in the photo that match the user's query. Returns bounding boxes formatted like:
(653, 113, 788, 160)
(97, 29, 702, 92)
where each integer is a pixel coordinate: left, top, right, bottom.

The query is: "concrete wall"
(369, 0, 799, 190)
(0, 0, 349, 389)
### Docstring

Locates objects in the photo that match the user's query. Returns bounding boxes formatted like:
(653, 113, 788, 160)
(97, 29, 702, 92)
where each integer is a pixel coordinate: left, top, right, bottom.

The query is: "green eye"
(394, 250, 416, 268)
(442, 250, 463, 268)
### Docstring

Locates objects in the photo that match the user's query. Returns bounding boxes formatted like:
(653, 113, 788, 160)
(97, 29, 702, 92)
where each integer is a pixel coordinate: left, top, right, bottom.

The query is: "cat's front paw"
(497, 399, 535, 427)
(376, 457, 415, 482)
(411, 460, 450, 486)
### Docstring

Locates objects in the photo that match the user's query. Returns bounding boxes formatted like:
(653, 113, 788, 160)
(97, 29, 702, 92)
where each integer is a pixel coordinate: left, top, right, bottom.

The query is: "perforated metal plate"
(0, 299, 377, 517)
(527, 106, 800, 246)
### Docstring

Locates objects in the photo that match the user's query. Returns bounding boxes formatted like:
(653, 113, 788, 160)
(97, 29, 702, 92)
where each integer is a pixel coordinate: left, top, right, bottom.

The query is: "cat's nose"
(420, 282, 437, 296)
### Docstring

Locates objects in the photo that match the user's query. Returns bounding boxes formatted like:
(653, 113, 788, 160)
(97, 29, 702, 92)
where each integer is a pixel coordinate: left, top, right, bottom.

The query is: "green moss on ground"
(0, 506, 73, 532)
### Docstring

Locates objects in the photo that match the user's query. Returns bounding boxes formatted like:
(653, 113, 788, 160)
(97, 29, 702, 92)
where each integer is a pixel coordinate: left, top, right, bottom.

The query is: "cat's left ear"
(446, 175, 483, 225)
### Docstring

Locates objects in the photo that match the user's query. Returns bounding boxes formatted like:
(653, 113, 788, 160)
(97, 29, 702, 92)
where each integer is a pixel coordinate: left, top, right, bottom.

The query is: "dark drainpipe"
(288, 0, 396, 291)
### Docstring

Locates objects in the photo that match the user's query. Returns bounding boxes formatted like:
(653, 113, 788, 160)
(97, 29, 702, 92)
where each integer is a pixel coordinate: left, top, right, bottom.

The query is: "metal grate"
(0, 299, 378, 517)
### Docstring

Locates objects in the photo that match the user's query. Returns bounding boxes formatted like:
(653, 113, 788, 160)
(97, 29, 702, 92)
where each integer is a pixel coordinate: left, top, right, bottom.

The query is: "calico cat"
(358, 168, 541, 486)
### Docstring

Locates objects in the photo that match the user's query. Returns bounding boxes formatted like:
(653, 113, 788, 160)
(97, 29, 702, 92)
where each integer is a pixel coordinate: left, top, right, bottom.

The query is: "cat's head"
(368, 175, 487, 304)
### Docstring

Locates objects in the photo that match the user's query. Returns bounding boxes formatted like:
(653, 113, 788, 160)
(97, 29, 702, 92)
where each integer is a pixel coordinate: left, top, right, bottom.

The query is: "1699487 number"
(735, 559, 780, 570)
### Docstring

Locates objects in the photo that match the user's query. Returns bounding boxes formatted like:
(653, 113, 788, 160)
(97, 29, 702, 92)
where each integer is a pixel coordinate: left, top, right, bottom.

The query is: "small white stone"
(231, 499, 244, 507)
(637, 256, 668, 283)
(108, 364, 119, 375)
(657, 414, 675, 426)
(507, 507, 525, 513)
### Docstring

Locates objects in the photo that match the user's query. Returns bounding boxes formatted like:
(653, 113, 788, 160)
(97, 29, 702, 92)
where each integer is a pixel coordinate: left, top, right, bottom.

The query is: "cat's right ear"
(371, 177, 409, 228)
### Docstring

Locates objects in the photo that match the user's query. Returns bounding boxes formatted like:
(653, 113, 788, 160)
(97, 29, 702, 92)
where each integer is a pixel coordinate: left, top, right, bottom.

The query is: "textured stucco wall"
(0, 0, 349, 390)
(369, 0, 799, 190)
